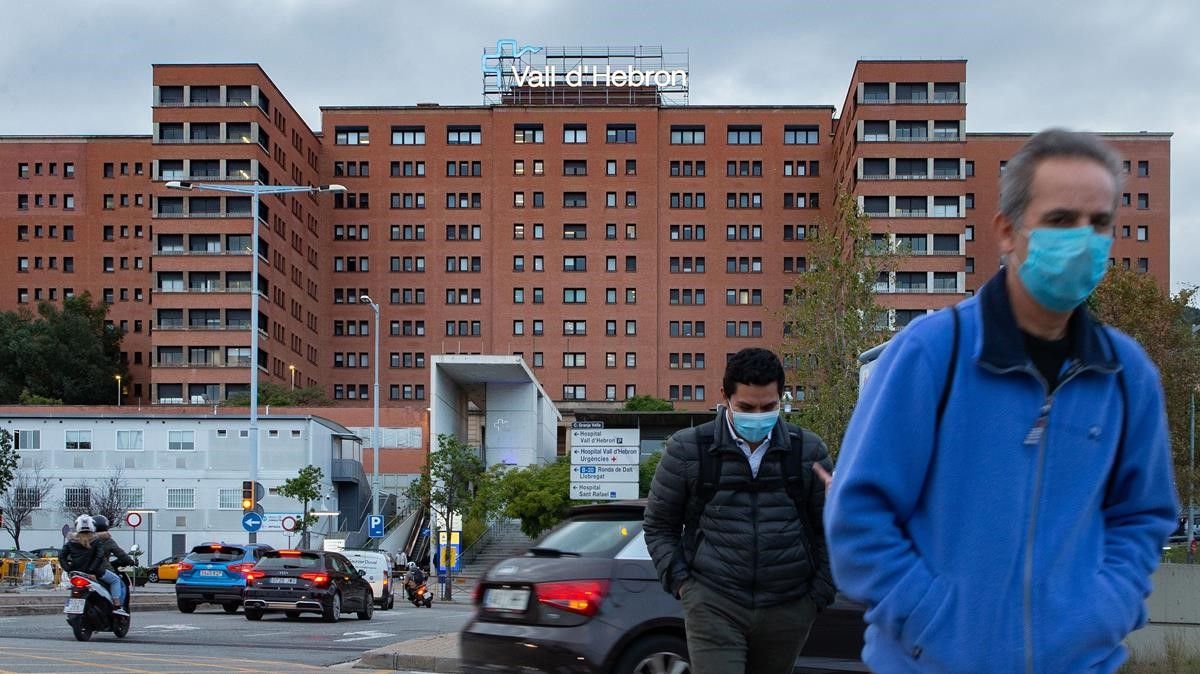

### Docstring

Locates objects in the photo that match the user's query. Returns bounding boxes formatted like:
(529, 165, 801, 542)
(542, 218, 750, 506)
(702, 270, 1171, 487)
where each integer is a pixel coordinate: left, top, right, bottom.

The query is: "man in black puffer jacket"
(644, 347, 834, 674)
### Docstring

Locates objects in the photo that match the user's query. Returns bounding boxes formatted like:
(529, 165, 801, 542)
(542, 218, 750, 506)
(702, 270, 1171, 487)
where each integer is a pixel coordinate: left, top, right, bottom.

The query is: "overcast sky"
(1, 0, 1195, 291)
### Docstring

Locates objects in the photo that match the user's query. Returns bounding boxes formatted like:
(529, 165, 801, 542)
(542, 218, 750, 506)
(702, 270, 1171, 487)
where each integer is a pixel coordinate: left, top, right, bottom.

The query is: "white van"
(340, 549, 394, 609)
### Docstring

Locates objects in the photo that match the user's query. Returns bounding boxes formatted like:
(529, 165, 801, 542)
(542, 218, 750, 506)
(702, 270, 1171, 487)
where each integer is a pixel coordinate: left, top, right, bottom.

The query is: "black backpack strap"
(935, 306, 960, 437)
(1097, 328, 1127, 508)
(685, 427, 721, 536)
(784, 431, 810, 526)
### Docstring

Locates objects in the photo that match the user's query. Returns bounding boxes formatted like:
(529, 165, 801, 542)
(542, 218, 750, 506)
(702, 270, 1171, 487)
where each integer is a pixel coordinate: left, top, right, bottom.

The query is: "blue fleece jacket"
(826, 270, 1178, 674)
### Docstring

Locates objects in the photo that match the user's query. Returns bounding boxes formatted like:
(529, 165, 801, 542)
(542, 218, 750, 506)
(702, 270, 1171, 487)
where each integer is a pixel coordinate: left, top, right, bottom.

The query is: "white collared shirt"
(725, 411, 772, 478)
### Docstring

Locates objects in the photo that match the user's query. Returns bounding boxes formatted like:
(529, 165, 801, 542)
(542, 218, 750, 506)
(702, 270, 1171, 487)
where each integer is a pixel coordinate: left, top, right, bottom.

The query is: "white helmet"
(74, 514, 96, 534)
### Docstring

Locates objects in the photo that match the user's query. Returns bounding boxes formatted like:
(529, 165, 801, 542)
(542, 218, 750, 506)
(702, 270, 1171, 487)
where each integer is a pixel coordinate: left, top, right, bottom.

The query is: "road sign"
(571, 464, 639, 482)
(569, 428, 640, 448)
(368, 515, 384, 538)
(570, 445, 640, 465)
(61, 524, 70, 539)
(125, 512, 143, 528)
(262, 513, 303, 532)
(241, 511, 264, 533)
(570, 482, 640, 500)
(281, 515, 298, 532)
(436, 531, 462, 572)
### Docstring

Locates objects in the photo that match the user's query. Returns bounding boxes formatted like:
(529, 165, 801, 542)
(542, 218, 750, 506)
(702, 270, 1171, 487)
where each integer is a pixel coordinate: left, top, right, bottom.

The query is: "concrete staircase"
(445, 522, 534, 600)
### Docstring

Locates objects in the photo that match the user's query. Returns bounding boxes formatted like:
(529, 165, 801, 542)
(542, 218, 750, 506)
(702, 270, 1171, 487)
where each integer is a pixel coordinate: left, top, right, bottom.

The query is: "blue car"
(175, 542, 274, 614)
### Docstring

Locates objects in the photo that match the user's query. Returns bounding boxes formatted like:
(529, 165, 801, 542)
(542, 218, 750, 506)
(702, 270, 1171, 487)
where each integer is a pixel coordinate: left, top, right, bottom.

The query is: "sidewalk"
(356, 633, 460, 673)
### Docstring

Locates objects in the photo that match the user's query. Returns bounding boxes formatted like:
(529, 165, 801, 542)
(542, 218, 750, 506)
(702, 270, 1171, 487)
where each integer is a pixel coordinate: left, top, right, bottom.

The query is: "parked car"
(175, 542, 274, 614)
(339, 549, 395, 609)
(461, 501, 865, 674)
(148, 555, 186, 583)
(0, 550, 35, 561)
(28, 547, 61, 559)
(242, 549, 374, 622)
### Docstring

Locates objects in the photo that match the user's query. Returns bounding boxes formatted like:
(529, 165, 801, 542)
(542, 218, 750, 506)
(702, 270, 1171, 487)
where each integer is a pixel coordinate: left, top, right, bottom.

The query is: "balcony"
(894, 209, 928, 218)
(155, 248, 250, 257)
(154, 323, 252, 332)
(156, 99, 259, 108)
(155, 285, 258, 294)
(152, 211, 255, 220)
(152, 136, 261, 145)
(860, 95, 965, 105)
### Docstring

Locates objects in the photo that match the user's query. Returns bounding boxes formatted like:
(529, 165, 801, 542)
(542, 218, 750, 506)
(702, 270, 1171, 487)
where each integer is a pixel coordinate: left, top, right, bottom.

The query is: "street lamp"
(165, 180, 346, 544)
(289, 364, 296, 391)
(115, 375, 122, 407)
(360, 295, 381, 517)
(1189, 324, 1199, 563)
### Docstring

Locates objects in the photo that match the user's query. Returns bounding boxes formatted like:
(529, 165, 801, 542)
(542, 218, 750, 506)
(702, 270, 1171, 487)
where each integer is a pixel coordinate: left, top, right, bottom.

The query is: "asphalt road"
(0, 601, 475, 673)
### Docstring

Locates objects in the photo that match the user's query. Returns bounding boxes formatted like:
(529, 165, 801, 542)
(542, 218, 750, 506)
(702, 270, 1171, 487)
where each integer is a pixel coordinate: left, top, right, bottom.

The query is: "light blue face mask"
(728, 409, 779, 443)
(1017, 225, 1113, 313)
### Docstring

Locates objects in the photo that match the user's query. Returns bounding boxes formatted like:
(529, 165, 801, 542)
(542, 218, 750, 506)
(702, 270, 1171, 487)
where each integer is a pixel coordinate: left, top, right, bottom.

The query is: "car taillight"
(534, 580, 609, 617)
(472, 583, 483, 605)
(244, 570, 266, 585)
(70, 576, 91, 588)
(178, 562, 193, 572)
(227, 563, 255, 574)
(299, 572, 330, 587)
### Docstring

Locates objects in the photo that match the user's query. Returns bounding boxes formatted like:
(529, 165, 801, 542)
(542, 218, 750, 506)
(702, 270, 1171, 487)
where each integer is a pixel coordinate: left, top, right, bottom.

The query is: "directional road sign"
(570, 482, 640, 500)
(368, 515, 385, 538)
(241, 511, 264, 533)
(571, 464, 639, 482)
(569, 428, 640, 448)
(570, 445, 640, 465)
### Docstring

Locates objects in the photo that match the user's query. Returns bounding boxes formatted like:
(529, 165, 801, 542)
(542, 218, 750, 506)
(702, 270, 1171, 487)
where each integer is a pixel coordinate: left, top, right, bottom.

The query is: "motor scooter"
(63, 544, 139, 641)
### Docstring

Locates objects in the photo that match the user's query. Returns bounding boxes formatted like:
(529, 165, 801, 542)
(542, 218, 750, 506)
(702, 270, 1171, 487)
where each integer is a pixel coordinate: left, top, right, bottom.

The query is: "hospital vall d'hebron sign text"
(509, 65, 688, 88)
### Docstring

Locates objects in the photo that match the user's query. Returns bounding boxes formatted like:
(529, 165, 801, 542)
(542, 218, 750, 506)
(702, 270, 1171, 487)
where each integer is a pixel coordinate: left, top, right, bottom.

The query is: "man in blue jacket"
(826, 128, 1178, 673)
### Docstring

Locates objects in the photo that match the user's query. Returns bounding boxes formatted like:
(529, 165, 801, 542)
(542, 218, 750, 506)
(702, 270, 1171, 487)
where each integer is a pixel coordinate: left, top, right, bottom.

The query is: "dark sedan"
(242, 550, 374, 622)
(461, 501, 865, 674)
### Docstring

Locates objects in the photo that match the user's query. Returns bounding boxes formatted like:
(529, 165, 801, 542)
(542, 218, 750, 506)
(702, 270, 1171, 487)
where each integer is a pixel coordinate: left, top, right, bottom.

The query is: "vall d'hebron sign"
(510, 65, 688, 88)
(569, 422, 640, 500)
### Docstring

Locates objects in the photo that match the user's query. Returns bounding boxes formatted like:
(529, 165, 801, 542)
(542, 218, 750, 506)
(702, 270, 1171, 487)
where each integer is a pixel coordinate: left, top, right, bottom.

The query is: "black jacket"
(92, 532, 135, 573)
(643, 410, 835, 609)
(59, 536, 97, 574)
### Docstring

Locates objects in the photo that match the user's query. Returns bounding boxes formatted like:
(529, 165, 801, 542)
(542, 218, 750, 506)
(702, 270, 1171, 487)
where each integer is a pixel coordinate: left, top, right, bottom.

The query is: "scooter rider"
(90, 516, 135, 616)
(59, 515, 128, 615)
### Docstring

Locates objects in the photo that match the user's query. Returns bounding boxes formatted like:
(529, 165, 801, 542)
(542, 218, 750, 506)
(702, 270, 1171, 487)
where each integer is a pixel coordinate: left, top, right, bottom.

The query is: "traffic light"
(242, 481, 265, 514)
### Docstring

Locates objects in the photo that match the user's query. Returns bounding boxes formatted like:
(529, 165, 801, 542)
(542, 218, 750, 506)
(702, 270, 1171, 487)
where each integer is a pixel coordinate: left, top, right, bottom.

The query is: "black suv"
(242, 550, 374, 622)
(461, 501, 865, 674)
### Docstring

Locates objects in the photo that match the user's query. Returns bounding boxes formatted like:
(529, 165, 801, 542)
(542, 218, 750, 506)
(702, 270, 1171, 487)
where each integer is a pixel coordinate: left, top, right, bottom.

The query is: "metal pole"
(147, 513, 153, 567)
(1189, 389, 1195, 564)
(372, 302, 381, 517)
(249, 187, 260, 546)
(116, 376, 122, 407)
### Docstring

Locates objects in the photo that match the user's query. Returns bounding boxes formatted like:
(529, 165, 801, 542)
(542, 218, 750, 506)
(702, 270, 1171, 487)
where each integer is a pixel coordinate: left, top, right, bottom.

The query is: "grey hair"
(999, 128, 1125, 227)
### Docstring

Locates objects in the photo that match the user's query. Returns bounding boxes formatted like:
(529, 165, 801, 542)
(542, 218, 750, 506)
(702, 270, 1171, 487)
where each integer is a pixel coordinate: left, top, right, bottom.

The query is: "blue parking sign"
(368, 515, 384, 538)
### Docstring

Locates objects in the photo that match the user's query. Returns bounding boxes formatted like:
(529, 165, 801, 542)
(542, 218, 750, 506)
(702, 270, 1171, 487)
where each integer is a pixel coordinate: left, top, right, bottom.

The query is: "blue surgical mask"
(728, 408, 778, 443)
(1017, 226, 1112, 313)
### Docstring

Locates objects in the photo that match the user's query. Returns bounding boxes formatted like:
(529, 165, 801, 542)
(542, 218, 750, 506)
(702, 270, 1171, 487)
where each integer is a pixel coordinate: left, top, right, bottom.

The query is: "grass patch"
(1122, 630, 1200, 673)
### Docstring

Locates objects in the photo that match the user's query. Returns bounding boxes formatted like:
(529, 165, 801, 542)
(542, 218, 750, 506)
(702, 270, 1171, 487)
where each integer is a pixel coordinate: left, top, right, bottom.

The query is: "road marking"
(86, 650, 326, 672)
(0, 648, 157, 673)
(334, 630, 394, 642)
(139, 624, 201, 631)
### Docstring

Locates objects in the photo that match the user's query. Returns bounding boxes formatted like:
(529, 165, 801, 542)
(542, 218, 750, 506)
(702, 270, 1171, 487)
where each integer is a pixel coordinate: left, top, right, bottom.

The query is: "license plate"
(483, 588, 530, 612)
(272, 577, 297, 585)
(64, 598, 85, 614)
(199, 570, 222, 577)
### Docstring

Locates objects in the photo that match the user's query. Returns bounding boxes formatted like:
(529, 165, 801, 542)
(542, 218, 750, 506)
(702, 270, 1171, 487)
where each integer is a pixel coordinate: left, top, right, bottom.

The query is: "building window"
(563, 385, 586, 400)
(1138, 161, 1149, 177)
(727, 125, 762, 145)
(219, 489, 242, 510)
(168, 430, 195, 451)
(391, 126, 425, 145)
(606, 124, 637, 144)
(563, 125, 588, 144)
(1137, 193, 1149, 209)
(446, 125, 482, 145)
(116, 430, 143, 451)
(14, 430, 40, 451)
(1137, 225, 1148, 241)
(335, 126, 370, 145)
(65, 430, 92, 450)
(167, 488, 195, 510)
(514, 124, 544, 144)
(784, 125, 819, 144)
(65, 487, 90, 512)
(670, 125, 705, 145)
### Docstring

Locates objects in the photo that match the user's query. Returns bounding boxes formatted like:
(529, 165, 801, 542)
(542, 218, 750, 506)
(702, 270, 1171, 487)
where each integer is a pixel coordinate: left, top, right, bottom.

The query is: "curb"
(0, 599, 178, 616)
(357, 634, 461, 673)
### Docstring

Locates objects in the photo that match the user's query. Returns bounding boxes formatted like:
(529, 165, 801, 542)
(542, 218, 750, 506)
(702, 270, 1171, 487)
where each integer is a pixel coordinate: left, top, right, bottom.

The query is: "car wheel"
(244, 609, 264, 621)
(222, 602, 240, 614)
(148, 570, 159, 583)
(322, 592, 341, 623)
(177, 599, 196, 614)
(357, 592, 374, 620)
(615, 635, 690, 674)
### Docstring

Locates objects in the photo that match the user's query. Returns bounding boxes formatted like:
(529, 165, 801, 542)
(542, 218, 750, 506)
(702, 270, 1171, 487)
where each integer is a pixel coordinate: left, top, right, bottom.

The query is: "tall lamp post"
(1189, 324, 1198, 563)
(289, 364, 297, 391)
(360, 295, 381, 517)
(165, 180, 346, 544)
(115, 375, 122, 407)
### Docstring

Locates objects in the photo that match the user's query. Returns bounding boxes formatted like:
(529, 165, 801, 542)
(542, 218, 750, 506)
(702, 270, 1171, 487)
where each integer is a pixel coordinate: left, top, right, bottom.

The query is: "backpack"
(935, 306, 1128, 505)
(683, 420, 818, 549)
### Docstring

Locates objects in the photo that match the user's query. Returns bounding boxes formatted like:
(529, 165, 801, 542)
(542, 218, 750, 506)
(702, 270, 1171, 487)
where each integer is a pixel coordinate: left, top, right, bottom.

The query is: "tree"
(405, 434, 485, 599)
(0, 294, 125, 405)
(639, 452, 663, 498)
(89, 468, 136, 529)
(0, 465, 54, 549)
(495, 458, 574, 539)
(779, 190, 897, 458)
(223, 382, 331, 407)
(623, 395, 674, 412)
(278, 465, 324, 548)
(0, 430, 17, 498)
(1089, 267, 1200, 508)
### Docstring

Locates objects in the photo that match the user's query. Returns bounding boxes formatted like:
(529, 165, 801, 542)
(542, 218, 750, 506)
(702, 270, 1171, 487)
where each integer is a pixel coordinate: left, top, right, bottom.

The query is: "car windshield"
(535, 517, 643, 558)
(257, 552, 322, 570)
(187, 546, 245, 563)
